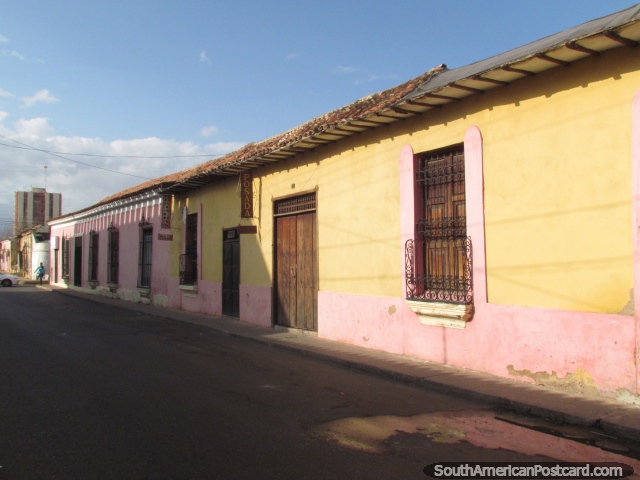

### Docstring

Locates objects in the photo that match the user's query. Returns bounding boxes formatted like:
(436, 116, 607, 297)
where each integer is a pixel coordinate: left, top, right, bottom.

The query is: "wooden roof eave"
(396, 20, 640, 111)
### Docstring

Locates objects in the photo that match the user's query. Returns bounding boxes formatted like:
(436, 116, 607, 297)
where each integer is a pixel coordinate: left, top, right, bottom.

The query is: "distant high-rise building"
(14, 187, 62, 234)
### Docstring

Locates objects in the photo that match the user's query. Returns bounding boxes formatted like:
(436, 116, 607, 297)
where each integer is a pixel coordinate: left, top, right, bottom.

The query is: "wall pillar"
(632, 87, 640, 395)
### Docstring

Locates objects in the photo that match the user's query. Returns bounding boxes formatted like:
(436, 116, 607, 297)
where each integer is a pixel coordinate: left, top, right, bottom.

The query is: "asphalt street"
(1, 286, 639, 479)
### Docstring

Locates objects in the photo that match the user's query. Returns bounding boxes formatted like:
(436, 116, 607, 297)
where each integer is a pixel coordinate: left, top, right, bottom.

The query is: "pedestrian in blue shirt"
(35, 263, 45, 285)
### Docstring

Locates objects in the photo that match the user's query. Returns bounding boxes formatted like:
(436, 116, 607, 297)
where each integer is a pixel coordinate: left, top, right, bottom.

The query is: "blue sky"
(0, 0, 637, 233)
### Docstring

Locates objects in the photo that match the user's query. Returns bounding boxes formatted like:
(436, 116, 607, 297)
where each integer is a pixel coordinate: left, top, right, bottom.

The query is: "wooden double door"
(275, 211, 317, 331)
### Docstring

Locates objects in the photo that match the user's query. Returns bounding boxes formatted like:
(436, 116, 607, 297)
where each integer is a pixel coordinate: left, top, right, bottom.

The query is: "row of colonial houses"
(48, 4, 640, 401)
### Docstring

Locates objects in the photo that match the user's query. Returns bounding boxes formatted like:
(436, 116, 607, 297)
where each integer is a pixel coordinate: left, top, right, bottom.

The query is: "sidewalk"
(38, 284, 640, 443)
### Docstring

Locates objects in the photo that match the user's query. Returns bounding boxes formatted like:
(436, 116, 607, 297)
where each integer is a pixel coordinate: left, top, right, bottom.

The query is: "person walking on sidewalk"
(34, 263, 45, 285)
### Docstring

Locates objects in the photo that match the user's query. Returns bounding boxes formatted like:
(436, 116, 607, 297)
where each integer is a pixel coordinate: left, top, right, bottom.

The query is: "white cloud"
(0, 111, 8, 122)
(22, 89, 60, 108)
(0, 87, 12, 98)
(200, 50, 211, 64)
(0, 35, 7, 43)
(5, 50, 25, 61)
(200, 125, 218, 137)
(335, 65, 359, 73)
(285, 53, 298, 61)
(0, 119, 245, 229)
(354, 74, 382, 85)
(14, 117, 54, 137)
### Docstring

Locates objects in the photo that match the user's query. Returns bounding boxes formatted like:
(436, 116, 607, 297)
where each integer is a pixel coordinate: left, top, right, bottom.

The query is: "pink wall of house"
(168, 282, 271, 326)
(319, 119, 640, 398)
(168, 278, 223, 316)
(239, 284, 272, 327)
(49, 200, 170, 301)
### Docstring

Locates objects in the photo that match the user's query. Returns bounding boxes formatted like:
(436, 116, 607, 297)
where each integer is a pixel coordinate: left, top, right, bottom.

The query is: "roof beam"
(329, 127, 360, 134)
(449, 83, 485, 94)
(535, 53, 570, 66)
(471, 75, 510, 86)
(319, 130, 352, 137)
(353, 118, 390, 126)
(406, 99, 442, 108)
(603, 30, 639, 47)
(253, 157, 279, 162)
(340, 124, 369, 131)
(374, 113, 402, 121)
(502, 65, 536, 76)
(299, 138, 330, 145)
(390, 106, 418, 115)
(422, 92, 459, 101)
(566, 41, 600, 56)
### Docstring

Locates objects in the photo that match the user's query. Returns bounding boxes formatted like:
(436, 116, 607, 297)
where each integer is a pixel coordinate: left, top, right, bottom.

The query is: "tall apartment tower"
(14, 187, 62, 234)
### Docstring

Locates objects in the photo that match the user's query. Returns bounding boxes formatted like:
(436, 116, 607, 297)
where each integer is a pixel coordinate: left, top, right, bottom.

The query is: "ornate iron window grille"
(179, 251, 197, 285)
(405, 236, 473, 304)
(406, 148, 473, 304)
(107, 222, 119, 284)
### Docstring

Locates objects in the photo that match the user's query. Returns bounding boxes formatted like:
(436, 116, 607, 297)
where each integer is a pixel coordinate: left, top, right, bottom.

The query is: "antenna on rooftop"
(44, 165, 47, 190)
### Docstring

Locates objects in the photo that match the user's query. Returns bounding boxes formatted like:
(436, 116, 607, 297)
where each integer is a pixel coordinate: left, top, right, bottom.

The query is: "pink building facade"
(48, 190, 171, 306)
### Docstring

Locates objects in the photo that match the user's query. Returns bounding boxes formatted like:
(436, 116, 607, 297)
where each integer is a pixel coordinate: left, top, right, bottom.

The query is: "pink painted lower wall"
(239, 284, 272, 327)
(166, 280, 271, 326)
(168, 278, 222, 316)
(318, 290, 637, 395)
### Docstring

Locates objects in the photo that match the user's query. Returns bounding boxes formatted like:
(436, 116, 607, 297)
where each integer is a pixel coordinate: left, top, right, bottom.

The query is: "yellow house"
(103, 4, 640, 400)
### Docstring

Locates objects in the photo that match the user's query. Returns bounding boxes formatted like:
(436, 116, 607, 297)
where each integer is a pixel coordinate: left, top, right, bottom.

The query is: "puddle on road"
(309, 409, 640, 472)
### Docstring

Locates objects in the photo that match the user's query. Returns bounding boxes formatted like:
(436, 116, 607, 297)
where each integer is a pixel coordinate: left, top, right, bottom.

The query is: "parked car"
(0, 273, 21, 287)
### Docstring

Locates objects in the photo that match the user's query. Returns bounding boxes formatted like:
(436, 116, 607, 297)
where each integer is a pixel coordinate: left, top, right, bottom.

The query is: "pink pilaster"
(464, 126, 488, 307)
(399, 145, 418, 298)
(633, 87, 640, 394)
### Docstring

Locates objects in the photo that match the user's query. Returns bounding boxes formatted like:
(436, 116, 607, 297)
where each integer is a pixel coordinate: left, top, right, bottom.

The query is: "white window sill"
(137, 287, 151, 298)
(179, 284, 198, 297)
(405, 300, 473, 329)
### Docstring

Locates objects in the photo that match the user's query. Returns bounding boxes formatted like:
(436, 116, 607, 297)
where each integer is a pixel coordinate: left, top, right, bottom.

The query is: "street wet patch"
(309, 409, 640, 472)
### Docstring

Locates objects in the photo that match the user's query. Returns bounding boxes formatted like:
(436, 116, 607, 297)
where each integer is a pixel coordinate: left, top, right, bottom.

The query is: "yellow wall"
(171, 179, 271, 286)
(174, 46, 640, 314)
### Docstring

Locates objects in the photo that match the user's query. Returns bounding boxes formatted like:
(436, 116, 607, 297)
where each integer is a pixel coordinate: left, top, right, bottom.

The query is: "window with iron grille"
(179, 213, 197, 285)
(62, 237, 70, 278)
(107, 224, 119, 284)
(89, 231, 99, 281)
(405, 147, 472, 304)
(138, 225, 152, 288)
